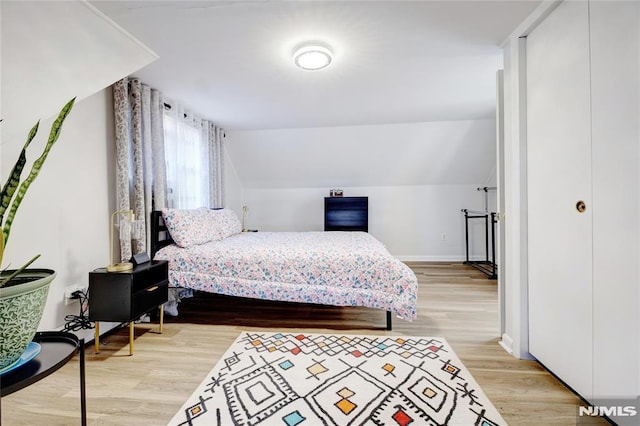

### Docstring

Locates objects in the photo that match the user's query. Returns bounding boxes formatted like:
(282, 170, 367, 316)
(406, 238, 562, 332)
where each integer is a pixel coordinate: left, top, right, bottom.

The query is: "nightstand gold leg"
(94, 322, 100, 353)
(129, 322, 134, 356)
(159, 304, 164, 334)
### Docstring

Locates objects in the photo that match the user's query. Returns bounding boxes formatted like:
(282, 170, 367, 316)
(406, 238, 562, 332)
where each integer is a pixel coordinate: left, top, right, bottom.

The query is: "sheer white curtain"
(163, 101, 225, 209)
(163, 103, 208, 208)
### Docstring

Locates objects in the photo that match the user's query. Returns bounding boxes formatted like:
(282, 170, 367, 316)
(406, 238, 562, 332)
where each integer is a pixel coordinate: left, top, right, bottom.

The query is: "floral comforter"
(154, 231, 417, 320)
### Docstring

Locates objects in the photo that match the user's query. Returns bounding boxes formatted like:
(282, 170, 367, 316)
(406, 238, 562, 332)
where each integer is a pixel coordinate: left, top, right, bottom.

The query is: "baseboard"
(499, 333, 514, 355)
(397, 255, 495, 262)
(499, 333, 535, 360)
(397, 255, 467, 262)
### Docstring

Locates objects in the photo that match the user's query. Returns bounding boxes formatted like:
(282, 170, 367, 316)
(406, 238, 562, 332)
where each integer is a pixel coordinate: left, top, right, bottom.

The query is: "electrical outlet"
(64, 286, 87, 305)
(64, 293, 78, 305)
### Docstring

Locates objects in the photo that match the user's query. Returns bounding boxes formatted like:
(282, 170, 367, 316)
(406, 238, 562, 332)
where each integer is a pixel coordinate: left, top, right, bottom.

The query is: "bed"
(150, 208, 418, 330)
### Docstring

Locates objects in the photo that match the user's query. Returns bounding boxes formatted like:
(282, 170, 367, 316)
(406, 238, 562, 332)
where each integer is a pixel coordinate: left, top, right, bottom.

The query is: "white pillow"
(162, 207, 241, 248)
(211, 208, 242, 239)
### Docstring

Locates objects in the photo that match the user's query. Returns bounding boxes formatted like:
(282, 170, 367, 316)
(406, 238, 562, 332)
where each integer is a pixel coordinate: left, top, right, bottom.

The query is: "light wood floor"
(1, 262, 606, 425)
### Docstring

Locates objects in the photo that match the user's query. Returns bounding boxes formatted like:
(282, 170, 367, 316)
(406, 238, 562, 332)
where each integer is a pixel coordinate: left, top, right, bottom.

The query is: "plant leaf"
(0, 231, 4, 268)
(0, 121, 40, 225)
(0, 254, 40, 288)
(3, 97, 75, 247)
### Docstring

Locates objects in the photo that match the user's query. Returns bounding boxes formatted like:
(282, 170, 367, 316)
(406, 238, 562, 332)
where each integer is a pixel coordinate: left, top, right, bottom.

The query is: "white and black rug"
(168, 332, 506, 425)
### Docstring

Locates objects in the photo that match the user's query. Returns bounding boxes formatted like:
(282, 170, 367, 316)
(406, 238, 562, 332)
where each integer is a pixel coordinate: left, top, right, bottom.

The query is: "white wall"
(241, 184, 493, 261)
(1, 1, 157, 149)
(227, 120, 496, 189)
(1, 90, 115, 331)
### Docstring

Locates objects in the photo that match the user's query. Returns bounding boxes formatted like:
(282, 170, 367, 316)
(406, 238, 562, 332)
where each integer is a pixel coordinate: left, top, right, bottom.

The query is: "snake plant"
(0, 98, 75, 286)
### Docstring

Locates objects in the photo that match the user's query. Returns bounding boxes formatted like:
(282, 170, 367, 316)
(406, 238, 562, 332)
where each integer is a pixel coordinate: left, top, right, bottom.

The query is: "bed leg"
(386, 311, 392, 331)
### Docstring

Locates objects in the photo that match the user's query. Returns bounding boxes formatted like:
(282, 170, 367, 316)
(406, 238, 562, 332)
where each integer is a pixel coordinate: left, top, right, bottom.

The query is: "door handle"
(576, 200, 586, 213)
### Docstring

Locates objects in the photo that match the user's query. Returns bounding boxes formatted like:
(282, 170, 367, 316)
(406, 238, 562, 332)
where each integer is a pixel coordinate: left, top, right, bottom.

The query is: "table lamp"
(242, 205, 249, 232)
(107, 210, 143, 272)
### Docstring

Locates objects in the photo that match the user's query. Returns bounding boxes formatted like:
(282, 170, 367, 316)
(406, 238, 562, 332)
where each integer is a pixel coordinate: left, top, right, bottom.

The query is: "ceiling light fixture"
(293, 43, 333, 71)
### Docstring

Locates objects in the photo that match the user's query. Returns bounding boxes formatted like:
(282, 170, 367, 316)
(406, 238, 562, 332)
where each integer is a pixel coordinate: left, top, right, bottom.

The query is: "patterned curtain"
(113, 77, 167, 260)
(208, 123, 225, 208)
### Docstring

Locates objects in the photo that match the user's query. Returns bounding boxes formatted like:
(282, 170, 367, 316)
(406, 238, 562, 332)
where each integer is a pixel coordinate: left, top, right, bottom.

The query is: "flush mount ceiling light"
(293, 43, 333, 71)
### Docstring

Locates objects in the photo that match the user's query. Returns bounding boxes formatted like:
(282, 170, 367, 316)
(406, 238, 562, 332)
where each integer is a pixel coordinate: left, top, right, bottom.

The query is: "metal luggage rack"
(462, 186, 498, 279)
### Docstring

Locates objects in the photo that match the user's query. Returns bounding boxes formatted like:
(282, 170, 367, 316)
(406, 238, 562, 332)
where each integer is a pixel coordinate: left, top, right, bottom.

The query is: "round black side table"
(1, 331, 86, 425)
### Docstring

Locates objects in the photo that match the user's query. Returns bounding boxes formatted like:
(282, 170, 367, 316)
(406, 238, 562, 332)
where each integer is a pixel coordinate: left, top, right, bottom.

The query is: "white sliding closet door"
(526, 0, 593, 399)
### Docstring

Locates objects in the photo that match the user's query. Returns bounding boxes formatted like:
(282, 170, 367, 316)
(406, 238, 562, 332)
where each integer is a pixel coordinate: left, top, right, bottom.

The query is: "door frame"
(497, 0, 563, 360)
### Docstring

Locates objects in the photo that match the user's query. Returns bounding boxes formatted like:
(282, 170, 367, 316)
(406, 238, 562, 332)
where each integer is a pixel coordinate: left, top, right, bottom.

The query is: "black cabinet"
(89, 260, 168, 355)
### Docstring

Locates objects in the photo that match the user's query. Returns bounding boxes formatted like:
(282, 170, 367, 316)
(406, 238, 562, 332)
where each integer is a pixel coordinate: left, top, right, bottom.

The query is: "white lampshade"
(293, 44, 333, 71)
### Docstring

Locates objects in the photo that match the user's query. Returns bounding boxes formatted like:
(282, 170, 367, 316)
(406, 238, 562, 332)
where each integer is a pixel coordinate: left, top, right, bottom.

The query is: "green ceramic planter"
(0, 269, 55, 369)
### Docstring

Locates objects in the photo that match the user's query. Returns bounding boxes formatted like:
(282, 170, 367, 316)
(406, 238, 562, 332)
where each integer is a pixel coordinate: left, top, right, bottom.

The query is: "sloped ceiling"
(228, 119, 497, 188)
(1, 1, 158, 146)
(90, 1, 540, 187)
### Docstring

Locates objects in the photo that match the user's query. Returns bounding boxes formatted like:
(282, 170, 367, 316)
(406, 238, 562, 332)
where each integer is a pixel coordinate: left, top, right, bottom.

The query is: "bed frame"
(149, 211, 393, 330)
(150, 211, 174, 259)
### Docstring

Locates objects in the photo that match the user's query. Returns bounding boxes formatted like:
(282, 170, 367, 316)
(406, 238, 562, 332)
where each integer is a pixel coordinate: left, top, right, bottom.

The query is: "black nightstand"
(89, 260, 168, 355)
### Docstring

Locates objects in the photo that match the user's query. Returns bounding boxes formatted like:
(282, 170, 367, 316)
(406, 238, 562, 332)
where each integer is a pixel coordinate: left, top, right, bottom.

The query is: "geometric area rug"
(168, 332, 507, 426)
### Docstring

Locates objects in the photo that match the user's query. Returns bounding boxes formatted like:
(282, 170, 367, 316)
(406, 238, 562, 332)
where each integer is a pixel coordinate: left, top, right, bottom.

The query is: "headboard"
(150, 211, 174, 259)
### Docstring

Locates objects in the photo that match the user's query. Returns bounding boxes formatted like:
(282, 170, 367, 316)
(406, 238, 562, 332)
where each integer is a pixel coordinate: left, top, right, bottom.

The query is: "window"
(163, 105, 211, 209)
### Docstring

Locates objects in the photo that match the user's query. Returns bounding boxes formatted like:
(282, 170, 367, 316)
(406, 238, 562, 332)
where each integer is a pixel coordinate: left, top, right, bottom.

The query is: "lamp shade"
(107, 210, 143, 272)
